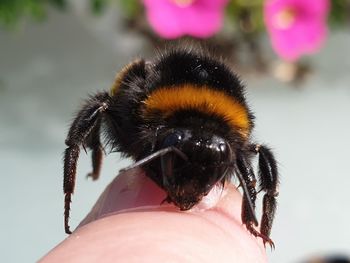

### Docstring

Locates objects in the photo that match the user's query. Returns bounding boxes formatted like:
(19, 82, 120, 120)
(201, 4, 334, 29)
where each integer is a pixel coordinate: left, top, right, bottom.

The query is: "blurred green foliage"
(226, 0, 265, 34)
(328, 0, 350, 27)
(0, 0, 349, 29)
(119, 0, 141, 18)
(90, 0, 106, 15)
(0, 0, 66, 26)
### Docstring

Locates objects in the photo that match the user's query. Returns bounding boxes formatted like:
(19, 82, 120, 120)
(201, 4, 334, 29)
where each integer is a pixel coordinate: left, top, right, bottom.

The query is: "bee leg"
(237, 151, 275, 248)
(252, 144, 279, 249)
(158, 151, 176, 205)
(85, 119, 103, 181)
(160, 150, 174, 187)
(64, 145, 79, 234)
(160, 195, 172, 205)
(63, 92, 110, 234)
(235, 153, 258, 229)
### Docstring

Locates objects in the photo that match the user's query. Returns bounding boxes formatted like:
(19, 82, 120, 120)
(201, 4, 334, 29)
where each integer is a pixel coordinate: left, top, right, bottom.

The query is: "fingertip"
(78, 168, 166, 228)
(43, 208, 267, 263)
(42, 169, 267, 262)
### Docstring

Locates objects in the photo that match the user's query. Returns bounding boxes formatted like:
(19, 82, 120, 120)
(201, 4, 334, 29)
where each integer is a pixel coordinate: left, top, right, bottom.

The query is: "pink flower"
(264, 0, 330, 61)
(142, 0, 229, 39)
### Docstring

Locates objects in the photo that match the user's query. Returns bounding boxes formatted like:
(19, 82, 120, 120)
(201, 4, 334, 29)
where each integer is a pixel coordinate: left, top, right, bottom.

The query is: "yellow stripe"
(110, 60, 142, 96)
(143, 85, 251, 138)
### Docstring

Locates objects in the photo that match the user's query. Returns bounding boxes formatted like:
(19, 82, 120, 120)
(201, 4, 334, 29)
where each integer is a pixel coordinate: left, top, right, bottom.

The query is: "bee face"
(152, 127, 232, 210)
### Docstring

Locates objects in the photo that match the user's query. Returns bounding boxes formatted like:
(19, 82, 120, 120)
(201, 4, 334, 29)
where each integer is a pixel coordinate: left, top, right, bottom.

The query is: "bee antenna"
(120, 146, 188, 173)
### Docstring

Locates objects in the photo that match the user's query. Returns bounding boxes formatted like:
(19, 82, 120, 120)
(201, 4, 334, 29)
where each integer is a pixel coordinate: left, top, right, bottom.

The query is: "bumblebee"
(63, 47, 279, 247)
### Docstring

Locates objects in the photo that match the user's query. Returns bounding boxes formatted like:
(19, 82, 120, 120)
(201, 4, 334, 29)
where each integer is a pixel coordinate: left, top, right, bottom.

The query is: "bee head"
(157, 128, 233, 210)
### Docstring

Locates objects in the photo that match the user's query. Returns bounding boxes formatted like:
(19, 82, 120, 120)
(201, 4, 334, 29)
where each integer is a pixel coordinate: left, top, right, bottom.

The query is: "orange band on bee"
(143, 85, 251, 137)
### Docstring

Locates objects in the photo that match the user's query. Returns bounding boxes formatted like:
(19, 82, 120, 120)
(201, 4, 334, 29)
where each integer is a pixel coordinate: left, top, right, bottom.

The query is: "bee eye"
(162, 131, 184, 148)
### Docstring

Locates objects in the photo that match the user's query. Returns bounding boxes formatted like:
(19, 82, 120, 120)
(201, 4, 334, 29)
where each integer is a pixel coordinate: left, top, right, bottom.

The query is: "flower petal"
(264, 0, 330, 60)
(143, 0, 187, 38)
(143, 0, 228, 39)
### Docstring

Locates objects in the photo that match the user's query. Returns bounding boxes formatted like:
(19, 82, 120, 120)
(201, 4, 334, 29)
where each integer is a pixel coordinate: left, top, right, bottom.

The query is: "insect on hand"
(63, 47, 279, 248)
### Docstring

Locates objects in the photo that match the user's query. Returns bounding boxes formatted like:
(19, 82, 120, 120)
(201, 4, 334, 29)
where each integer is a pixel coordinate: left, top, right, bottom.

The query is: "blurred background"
(0, 0, 349, 262)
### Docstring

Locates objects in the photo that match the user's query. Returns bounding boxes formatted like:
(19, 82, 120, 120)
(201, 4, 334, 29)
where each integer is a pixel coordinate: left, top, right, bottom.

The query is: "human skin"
(40, 169, 267, 263)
